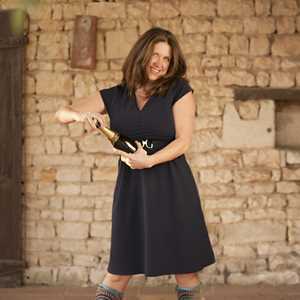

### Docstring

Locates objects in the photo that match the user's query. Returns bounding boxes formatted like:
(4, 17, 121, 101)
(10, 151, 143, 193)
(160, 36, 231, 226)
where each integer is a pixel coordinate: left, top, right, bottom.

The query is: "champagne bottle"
(92, 118, 138, 153)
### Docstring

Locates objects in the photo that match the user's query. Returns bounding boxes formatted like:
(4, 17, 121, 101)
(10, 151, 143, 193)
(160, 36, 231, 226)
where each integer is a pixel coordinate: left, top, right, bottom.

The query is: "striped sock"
(175, 283, 202, 300)
(96, 283, 124, 300)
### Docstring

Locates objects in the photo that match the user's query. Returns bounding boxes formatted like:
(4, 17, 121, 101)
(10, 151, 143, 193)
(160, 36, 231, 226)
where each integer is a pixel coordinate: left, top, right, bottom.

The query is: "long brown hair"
(122, 27, 187, 97)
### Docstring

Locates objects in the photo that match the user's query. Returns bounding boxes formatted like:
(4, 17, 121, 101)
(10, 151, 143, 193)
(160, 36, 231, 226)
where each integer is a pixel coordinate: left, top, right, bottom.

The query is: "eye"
(164, 57, 170, 63)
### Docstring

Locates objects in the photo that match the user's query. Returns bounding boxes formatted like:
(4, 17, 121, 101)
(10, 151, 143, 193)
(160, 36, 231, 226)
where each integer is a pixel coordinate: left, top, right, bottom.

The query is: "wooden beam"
(233, 87, 300, 101)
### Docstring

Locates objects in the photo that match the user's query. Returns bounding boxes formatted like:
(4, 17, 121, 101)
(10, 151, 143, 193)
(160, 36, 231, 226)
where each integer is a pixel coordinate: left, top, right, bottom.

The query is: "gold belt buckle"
(141, 139, 154, 150)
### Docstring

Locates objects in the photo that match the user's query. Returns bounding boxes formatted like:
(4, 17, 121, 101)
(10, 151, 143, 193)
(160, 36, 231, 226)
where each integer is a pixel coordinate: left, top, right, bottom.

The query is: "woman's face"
(146, 42, 171, 81)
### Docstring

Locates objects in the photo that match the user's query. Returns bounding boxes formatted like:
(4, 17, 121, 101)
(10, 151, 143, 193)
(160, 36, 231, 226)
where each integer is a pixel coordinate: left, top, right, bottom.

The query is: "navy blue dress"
(100, 78, 215, 277)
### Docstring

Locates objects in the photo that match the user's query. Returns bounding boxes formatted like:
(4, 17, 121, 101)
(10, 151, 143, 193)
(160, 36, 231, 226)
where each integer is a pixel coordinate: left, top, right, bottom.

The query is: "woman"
(56, 27, 215, 300)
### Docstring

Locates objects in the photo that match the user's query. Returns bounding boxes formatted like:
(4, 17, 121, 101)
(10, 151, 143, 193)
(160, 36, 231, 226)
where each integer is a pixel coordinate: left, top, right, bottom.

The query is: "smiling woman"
(55, 27, 215, 300)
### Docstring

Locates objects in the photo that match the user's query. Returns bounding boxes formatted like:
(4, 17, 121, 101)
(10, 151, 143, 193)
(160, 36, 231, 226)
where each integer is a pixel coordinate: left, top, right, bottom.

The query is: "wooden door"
(0, 8, 28, 287)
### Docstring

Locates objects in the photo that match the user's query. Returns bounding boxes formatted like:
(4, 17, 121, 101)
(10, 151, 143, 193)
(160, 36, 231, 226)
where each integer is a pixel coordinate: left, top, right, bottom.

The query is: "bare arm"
(148, 91, 195, 166)
(55, 91, 106, 123)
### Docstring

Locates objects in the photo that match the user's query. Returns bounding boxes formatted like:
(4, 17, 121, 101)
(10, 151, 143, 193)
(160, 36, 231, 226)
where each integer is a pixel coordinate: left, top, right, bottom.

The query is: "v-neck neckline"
(134, 94, 153, 112)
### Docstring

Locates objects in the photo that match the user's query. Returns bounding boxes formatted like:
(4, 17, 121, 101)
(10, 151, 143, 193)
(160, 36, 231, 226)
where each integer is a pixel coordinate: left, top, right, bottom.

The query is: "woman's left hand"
(113, 141, 153, 169)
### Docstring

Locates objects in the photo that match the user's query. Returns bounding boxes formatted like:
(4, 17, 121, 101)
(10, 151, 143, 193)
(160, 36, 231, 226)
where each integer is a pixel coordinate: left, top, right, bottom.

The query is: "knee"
(175, 272, 198, 281)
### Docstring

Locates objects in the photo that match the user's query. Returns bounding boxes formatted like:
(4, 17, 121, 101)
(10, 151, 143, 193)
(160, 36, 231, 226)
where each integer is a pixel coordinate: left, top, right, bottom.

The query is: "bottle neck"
(98, 126, 119, 144)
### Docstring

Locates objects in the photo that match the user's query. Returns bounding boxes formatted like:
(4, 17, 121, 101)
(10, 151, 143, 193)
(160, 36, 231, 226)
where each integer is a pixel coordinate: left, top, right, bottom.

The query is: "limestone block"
(62, 3, 85, 20)
(219, 70, 255, 86)
(189, 130, 221, 153)
(24, 125, 42, 137)
(272, 0, 299, 16)
(204, 197, 246, 210)
(237, 101, 259, 120)
(62, 137, 77, 154)
(229, 270, 299, 285)
(179, 34, 206, 54)
(37, 33, 68, 60)
(224, 245, 256, 258)
(218, 0, 254, 16)
(24, 137, 45, 154)
(96, 33, 105, 60)
(235, 182, 275, 196)
(222, 101, 275, 148)
(245, 208, 285, 220)
(27, 4, 51, 20)
(91, 222, 111, 238)
(207, 34, 228, 55)
(154, 18, 183, 36)
(236, 57, 252, 70)
(242, 149, 280, 168)
(60, 240, 86, 253)
(286, 151, 300, 164)
(24, 267, 54, 285)
(64, 209, 93, 223)
(220, 210, 243, 224)
(57, 266, 88, 286)
(57, 183, 81, 196)
(197, 99, 224, 116)
(87, 239, 110, 255)
(39, 252, 72, 267)
(255, 0, 271, 16)
(45, 137, 61, 154)
(183, 18, 212, 34)
(37, 20, 64, 32)
(248, 195, 268, 208)
(33, 221, 55, 239)
(44, 123, 68, 136)
(49, 196, 63, 209)
(289, 227, 300, 243)
(38, 182, 55, 196)
(233, 169, 271, 182)
(37, 97, 68, 113)
(270, 71, 295, 88)
(92, 167, 117, 182)
(287, 194, 300, 207)
(220, 221, 286, 245)
(39, 210, 62, 221)
(272, 36, 300, 56)
(250, 36, 270, 56)
(230, 35, 249, 55)
(94, 207, 112, 222)
(57, 222, 89, 240)
(257, 242, 291, 256)
(127, 2, 149, 18)
(200, 183, 235, 197)
(267, 194, 286, 208)
(36, 72, 72, 96)
(213, 18, 243, 33)
(276, 16, 296, 34)
(68, 122, 84, 138)
(199, 169, 232, 184)
(281, 59, 300, 70)
(150, 2, 179, 18)
(277, 181, 299, 193)
(180, 0, 216, 16)
(33, 155, 83, 167)
(52, 4, 62, 20)
(256, 71, 270, 87)
(64, 197, 94, 209)
(26, 238, 59, 252)
(246, 258, 268, 273)
(244, 17, 275, 34)
(195, 116, 222, 130)
(283, 168, 300, 181)
(56, 167, 90, 182)
(78, 134, 114, 154)
(106, 29, 138, 59)
(87, 2, 125, 18)
(81, 182, 115, 196)
(73, 254, 99, 267)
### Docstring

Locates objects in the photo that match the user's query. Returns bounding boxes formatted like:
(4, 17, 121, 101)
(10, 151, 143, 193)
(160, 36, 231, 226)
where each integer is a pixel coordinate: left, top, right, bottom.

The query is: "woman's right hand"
(55, 108, 83, 124)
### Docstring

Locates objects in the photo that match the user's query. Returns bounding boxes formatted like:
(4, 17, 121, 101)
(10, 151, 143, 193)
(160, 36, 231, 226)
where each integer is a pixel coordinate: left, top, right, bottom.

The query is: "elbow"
(179, 137, 192, 154)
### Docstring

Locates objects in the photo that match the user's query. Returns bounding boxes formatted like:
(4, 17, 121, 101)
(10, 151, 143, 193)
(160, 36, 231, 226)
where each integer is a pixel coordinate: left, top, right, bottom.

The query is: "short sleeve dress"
(100, 78, 216, 277)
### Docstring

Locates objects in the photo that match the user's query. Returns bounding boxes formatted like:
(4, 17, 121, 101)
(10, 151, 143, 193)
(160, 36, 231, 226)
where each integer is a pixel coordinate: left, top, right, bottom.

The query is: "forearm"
(149, 138, 189, 167)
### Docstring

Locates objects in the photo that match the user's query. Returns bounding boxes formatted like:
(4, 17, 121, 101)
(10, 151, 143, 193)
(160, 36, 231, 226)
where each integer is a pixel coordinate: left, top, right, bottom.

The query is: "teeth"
(151, 67, 160, 74)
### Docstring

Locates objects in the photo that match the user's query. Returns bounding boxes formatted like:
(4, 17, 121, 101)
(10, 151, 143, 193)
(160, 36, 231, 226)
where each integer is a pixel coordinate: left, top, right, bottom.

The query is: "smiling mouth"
(150, 67, 161, 74)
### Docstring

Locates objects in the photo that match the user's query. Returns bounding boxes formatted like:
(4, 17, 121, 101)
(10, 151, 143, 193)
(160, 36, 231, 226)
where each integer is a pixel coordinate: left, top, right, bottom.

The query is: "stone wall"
(0, 0, 300, 287)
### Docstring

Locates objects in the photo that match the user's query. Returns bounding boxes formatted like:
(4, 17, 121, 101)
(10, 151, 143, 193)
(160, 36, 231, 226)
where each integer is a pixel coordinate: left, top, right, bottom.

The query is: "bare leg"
(175, 273, 204, 300)
(102, 272, 132, 293)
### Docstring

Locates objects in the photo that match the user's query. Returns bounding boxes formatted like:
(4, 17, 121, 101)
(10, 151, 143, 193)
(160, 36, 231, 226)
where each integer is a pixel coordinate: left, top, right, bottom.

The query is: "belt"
(136, 138, 171, 155)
